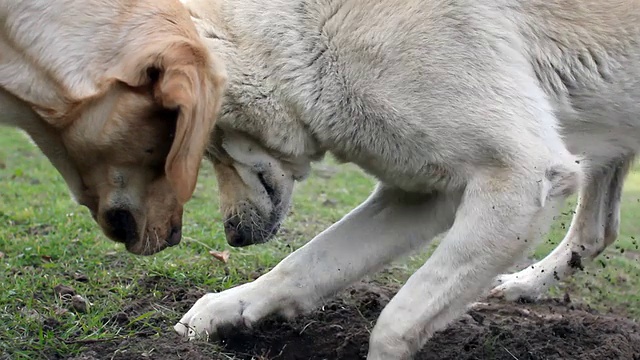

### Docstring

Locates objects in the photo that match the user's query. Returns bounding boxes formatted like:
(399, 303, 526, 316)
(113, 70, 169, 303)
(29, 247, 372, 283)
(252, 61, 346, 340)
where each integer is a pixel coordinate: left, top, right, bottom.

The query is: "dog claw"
(173, 322, 188, 336)
(488, 288, 505, 299)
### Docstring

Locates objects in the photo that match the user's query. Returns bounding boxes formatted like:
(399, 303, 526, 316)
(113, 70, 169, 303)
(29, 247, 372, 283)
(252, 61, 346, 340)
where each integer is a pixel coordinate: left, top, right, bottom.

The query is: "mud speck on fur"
(69, 278, 640, 360)
(568, 251, 584, 271)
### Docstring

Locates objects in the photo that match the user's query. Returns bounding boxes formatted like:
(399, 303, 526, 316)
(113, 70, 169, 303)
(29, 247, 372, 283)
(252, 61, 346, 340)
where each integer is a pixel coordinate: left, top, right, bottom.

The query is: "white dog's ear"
(115, 39, 226, 204)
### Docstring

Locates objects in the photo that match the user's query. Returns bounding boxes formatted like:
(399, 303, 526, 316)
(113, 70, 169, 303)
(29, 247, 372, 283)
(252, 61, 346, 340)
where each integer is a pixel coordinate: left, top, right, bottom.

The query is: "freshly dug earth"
(65, 277, 640, 360)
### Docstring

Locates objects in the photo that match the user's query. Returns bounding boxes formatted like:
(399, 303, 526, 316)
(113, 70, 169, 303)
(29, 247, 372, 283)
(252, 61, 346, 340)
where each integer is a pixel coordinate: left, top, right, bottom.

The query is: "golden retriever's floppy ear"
(114, 39, 226, 204)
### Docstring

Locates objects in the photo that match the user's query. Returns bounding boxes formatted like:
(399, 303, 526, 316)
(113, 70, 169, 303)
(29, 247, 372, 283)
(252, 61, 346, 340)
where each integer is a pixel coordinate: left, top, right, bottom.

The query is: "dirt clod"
(53, 284, 76, 297)
(74, 273, 90, 282)
(71, 294, 89, 313)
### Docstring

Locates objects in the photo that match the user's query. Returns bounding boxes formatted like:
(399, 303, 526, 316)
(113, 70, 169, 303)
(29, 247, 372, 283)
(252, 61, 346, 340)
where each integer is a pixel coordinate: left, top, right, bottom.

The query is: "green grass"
(1, 127, 640, 359)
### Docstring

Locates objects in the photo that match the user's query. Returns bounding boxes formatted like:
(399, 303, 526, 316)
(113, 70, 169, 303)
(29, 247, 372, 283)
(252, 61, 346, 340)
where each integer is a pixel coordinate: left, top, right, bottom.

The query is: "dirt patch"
(61, 277, 640, 360)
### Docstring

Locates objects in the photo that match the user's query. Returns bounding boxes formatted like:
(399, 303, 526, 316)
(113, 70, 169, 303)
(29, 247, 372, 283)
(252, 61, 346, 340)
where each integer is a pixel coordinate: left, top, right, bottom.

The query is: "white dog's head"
(208, 129, 313, 246)
(182, 0, 319, 247)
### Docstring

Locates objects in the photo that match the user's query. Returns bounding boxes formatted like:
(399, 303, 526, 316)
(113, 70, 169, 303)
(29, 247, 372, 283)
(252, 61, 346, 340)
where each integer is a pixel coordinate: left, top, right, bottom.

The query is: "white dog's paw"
(174, 283, 266, 340)
(489, 270, 548, 302)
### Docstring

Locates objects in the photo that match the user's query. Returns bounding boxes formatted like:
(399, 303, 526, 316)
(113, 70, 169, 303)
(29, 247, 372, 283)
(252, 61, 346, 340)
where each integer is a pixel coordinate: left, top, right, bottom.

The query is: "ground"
(1, 128, 640, 360)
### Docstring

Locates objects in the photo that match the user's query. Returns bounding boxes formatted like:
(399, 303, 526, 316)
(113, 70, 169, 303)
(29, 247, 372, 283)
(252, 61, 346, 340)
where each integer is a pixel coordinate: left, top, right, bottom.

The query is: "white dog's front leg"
(367, 172, 573, 360)
(175, 186, 460, 340)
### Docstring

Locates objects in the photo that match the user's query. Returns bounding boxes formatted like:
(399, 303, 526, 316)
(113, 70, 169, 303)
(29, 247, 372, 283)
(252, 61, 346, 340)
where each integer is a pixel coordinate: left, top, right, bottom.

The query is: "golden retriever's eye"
(146, 67, 161, 84)
(152, 108, 179, 140)
(151, 164, 165, 179)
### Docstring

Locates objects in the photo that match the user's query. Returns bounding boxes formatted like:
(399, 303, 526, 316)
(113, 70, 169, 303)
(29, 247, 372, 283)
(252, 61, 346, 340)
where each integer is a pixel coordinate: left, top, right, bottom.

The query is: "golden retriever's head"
(208, 129, 312, 247)
(41, 37, 225, 255)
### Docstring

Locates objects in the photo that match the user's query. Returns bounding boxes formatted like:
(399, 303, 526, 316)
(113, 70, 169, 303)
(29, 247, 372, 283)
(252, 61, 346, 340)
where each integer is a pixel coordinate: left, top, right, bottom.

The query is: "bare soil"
(61, 276, 640, 360)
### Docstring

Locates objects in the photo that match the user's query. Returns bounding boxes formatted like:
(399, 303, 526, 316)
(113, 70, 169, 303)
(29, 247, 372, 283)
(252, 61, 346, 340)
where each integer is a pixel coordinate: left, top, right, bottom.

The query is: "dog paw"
(489, 271, 546, 302)
(174, 283, 266, 340)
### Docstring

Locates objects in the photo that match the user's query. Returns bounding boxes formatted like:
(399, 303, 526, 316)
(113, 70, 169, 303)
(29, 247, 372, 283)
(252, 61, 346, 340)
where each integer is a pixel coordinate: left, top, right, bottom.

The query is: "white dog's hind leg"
(490, 156, 632, 301)
(174, 185, 461, 340)
(367, 164, 578, 360)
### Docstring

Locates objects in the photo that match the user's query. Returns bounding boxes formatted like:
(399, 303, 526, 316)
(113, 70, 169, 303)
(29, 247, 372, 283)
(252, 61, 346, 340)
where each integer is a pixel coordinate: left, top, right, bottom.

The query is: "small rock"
(71, 294, 89, 313)
(54, 284, 76, 297)
(74, 273, 89, 282)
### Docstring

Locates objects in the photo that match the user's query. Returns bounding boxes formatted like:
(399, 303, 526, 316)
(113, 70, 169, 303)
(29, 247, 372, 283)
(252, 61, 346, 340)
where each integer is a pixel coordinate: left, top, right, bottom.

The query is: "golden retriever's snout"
(101, 205, 183, 255)
(104, 208, 138, 244)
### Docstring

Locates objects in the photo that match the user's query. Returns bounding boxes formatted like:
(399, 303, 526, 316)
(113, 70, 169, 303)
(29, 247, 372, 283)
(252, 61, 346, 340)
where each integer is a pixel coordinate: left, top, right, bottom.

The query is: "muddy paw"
(489, 272, 546, 302)
(174, 284, 261, 340)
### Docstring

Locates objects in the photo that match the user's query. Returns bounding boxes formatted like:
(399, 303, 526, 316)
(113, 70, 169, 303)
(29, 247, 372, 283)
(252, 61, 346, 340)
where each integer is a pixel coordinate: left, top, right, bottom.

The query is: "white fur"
(177, 0, 640, 358)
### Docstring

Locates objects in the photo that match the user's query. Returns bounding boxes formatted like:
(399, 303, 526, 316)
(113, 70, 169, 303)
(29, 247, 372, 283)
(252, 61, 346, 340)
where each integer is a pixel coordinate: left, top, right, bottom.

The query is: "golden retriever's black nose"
(105, 209, 138, 244)
(167, 226, 182, 246)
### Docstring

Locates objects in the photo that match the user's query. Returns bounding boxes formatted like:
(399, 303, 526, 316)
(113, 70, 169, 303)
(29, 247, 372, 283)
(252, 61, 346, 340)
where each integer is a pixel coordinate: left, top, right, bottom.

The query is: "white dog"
(176, 0, 639, 358)
(1, 0, 225, 255)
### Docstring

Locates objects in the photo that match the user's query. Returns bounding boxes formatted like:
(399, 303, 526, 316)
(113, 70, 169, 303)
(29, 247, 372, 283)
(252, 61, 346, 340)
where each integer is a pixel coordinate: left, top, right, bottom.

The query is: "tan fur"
(0, 0, 226, 255)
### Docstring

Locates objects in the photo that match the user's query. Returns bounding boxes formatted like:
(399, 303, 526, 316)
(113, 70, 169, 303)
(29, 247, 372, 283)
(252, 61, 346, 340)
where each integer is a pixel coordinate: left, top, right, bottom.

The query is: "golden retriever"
(0, 0, 226, 255)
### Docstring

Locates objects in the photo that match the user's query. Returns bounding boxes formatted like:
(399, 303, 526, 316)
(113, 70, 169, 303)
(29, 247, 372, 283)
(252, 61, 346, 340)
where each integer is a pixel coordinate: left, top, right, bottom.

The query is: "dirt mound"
(65, 277, 640, 360)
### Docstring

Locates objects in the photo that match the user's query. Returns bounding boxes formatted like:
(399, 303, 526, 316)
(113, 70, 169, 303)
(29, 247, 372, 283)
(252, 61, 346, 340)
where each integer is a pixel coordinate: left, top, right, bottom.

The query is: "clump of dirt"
(66, 277, 640, 360)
